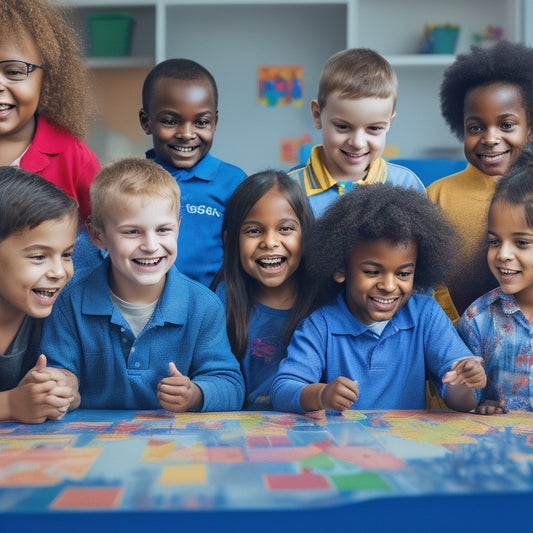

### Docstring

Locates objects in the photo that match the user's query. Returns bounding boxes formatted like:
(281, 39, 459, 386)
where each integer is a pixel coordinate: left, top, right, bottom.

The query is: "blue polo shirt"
(146, 150, 246, 287)
(271, 292, 475, 412)
(41, 259, 245, 411)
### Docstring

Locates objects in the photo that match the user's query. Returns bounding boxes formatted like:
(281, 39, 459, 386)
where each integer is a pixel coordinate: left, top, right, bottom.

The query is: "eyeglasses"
(0, 60, 44, 82)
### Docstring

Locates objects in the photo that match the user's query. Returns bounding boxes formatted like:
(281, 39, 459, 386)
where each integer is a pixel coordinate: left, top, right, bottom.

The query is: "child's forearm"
(299, 383, 327, 411)
(444, 384, 478, 412)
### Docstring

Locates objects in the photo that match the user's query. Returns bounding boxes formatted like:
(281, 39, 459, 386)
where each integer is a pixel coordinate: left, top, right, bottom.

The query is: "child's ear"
(333, 268, 346, 284)
(310, 99, 322, 130)
(86, 219, 107, 250)
(139, 108, 152, 135)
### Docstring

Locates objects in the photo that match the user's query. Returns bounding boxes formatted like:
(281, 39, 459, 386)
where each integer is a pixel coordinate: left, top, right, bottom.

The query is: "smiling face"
(90, 194, 180, 304)
(0, 215, 77, 323)
(334, 238, 416, 325)
(311, 92, 395, 183)
(487, 199, 533, 310)
(239, 187, 302, 308)
(463, 82, 531, 176)
(139, 76, 218, 170)
(0, 33, 43, 148)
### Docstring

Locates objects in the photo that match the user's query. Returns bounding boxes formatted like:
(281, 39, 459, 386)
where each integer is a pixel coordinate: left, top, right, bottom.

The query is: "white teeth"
(174, 146, 194, 152)
(135, 258, 161, 265)
(0, 104, 12, 111)
(480, 153, 504, 160)
(373, 297, 395, 304)
(500, 268, 517, 275)
(258, 257, 283, 267)
(34, 289, 56, 298)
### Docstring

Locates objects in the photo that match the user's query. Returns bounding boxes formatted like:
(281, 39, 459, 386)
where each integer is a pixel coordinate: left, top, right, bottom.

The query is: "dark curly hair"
(440, 41, 533, 140)
(309, 184, 460, 303)
(0, 0, 93, 140)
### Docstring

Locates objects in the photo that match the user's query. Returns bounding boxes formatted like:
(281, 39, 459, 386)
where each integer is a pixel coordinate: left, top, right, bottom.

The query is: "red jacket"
(20, 116, 100, 222)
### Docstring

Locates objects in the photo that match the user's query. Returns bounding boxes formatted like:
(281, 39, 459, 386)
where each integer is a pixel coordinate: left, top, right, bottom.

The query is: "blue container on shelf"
(431, 25, 460, 54)
(88, 12, 134, 57)
(419, 24, 460, 54)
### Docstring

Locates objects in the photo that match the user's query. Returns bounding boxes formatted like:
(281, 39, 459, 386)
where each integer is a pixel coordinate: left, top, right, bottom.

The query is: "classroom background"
(58, 0, 533, 185)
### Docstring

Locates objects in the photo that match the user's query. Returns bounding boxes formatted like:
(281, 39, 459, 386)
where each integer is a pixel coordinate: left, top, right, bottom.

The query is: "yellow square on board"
(159, 464, 207, 485)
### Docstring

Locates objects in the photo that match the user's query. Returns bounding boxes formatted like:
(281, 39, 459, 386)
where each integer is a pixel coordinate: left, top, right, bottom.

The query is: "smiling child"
(41, 158, 244, 412)
(0, 166, 79, 423)
(271, 184, 486, 413)
(139, 59, 245, 287)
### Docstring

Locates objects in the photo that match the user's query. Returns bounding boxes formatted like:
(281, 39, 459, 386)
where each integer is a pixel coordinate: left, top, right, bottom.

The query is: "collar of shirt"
(326, 290, 417, 338)
(145, 149, 218, 182)
(80, 258, 189, 327)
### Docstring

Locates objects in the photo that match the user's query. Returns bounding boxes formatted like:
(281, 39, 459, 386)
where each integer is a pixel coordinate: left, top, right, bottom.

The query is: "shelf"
(85, 56, 154, 68)
(386, 54, 456, 67)
(52, 0, 524, 169)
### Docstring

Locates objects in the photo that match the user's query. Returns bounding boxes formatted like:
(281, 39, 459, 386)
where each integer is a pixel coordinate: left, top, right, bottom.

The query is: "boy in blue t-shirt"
(41, 158, 244, 412)
(139, 58, 246, 287)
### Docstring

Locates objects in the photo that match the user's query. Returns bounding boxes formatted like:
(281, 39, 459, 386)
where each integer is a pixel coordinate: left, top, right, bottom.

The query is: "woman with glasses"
(0, 0, 100, 226)
(0, 0, 102, 275)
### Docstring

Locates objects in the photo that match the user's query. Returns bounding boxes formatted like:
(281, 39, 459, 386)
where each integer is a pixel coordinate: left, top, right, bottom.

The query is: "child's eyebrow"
(242, 217, 300, 226)
(360, 260, 415, 268)
(488, 230, 533, 236)
(22, 243, 67, 252)
(466, 112, 521, 121)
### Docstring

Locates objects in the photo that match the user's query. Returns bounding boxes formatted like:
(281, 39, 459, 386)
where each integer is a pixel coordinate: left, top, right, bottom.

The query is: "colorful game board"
(0, 409, 532, 513)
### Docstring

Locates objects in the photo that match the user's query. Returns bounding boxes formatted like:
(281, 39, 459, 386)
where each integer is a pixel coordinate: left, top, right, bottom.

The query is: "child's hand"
(442, 357, 487, 389)
(8, 355, 76, 423)
(476, 399, 506, 416)
(320, 377, 359, 412)
(157, 362, 203, 413)
(32, 356, 80, 413)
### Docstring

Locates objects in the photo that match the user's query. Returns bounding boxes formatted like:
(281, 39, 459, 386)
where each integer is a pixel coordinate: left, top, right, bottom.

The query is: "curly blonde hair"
(0, 0, 92, 139)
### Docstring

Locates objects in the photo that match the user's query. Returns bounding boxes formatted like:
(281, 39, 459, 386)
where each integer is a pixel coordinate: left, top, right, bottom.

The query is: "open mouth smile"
(133, 257, 164, 266)
(170, 145, 199, 153)
(33, 288, 58, 299)
(256, 257, 286, 269)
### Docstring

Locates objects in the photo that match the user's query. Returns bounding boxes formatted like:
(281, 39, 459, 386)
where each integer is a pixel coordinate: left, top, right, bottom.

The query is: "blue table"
(1, 409, 531, 532)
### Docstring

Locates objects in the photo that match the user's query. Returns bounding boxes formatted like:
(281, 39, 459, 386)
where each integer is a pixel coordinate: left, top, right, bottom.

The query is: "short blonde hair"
(90, 158, 180, 231)
(317, 48, 398, 110)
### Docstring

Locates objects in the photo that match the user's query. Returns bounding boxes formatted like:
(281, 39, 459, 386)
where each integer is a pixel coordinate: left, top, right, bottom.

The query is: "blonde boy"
(41, 158, 244, 412)
(290, 48, 425, 216)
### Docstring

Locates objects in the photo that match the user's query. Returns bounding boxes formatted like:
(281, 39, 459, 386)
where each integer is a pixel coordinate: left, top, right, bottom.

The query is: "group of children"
(1, 0, 533, 423)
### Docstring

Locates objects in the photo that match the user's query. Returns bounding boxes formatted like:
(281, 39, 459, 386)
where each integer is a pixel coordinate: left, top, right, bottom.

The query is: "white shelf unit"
(57, 0, 525, 170)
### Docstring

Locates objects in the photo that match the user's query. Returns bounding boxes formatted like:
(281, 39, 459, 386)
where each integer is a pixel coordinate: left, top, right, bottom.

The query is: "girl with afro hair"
(271, 184, 486, 414)
(428, 41, 533, 318)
